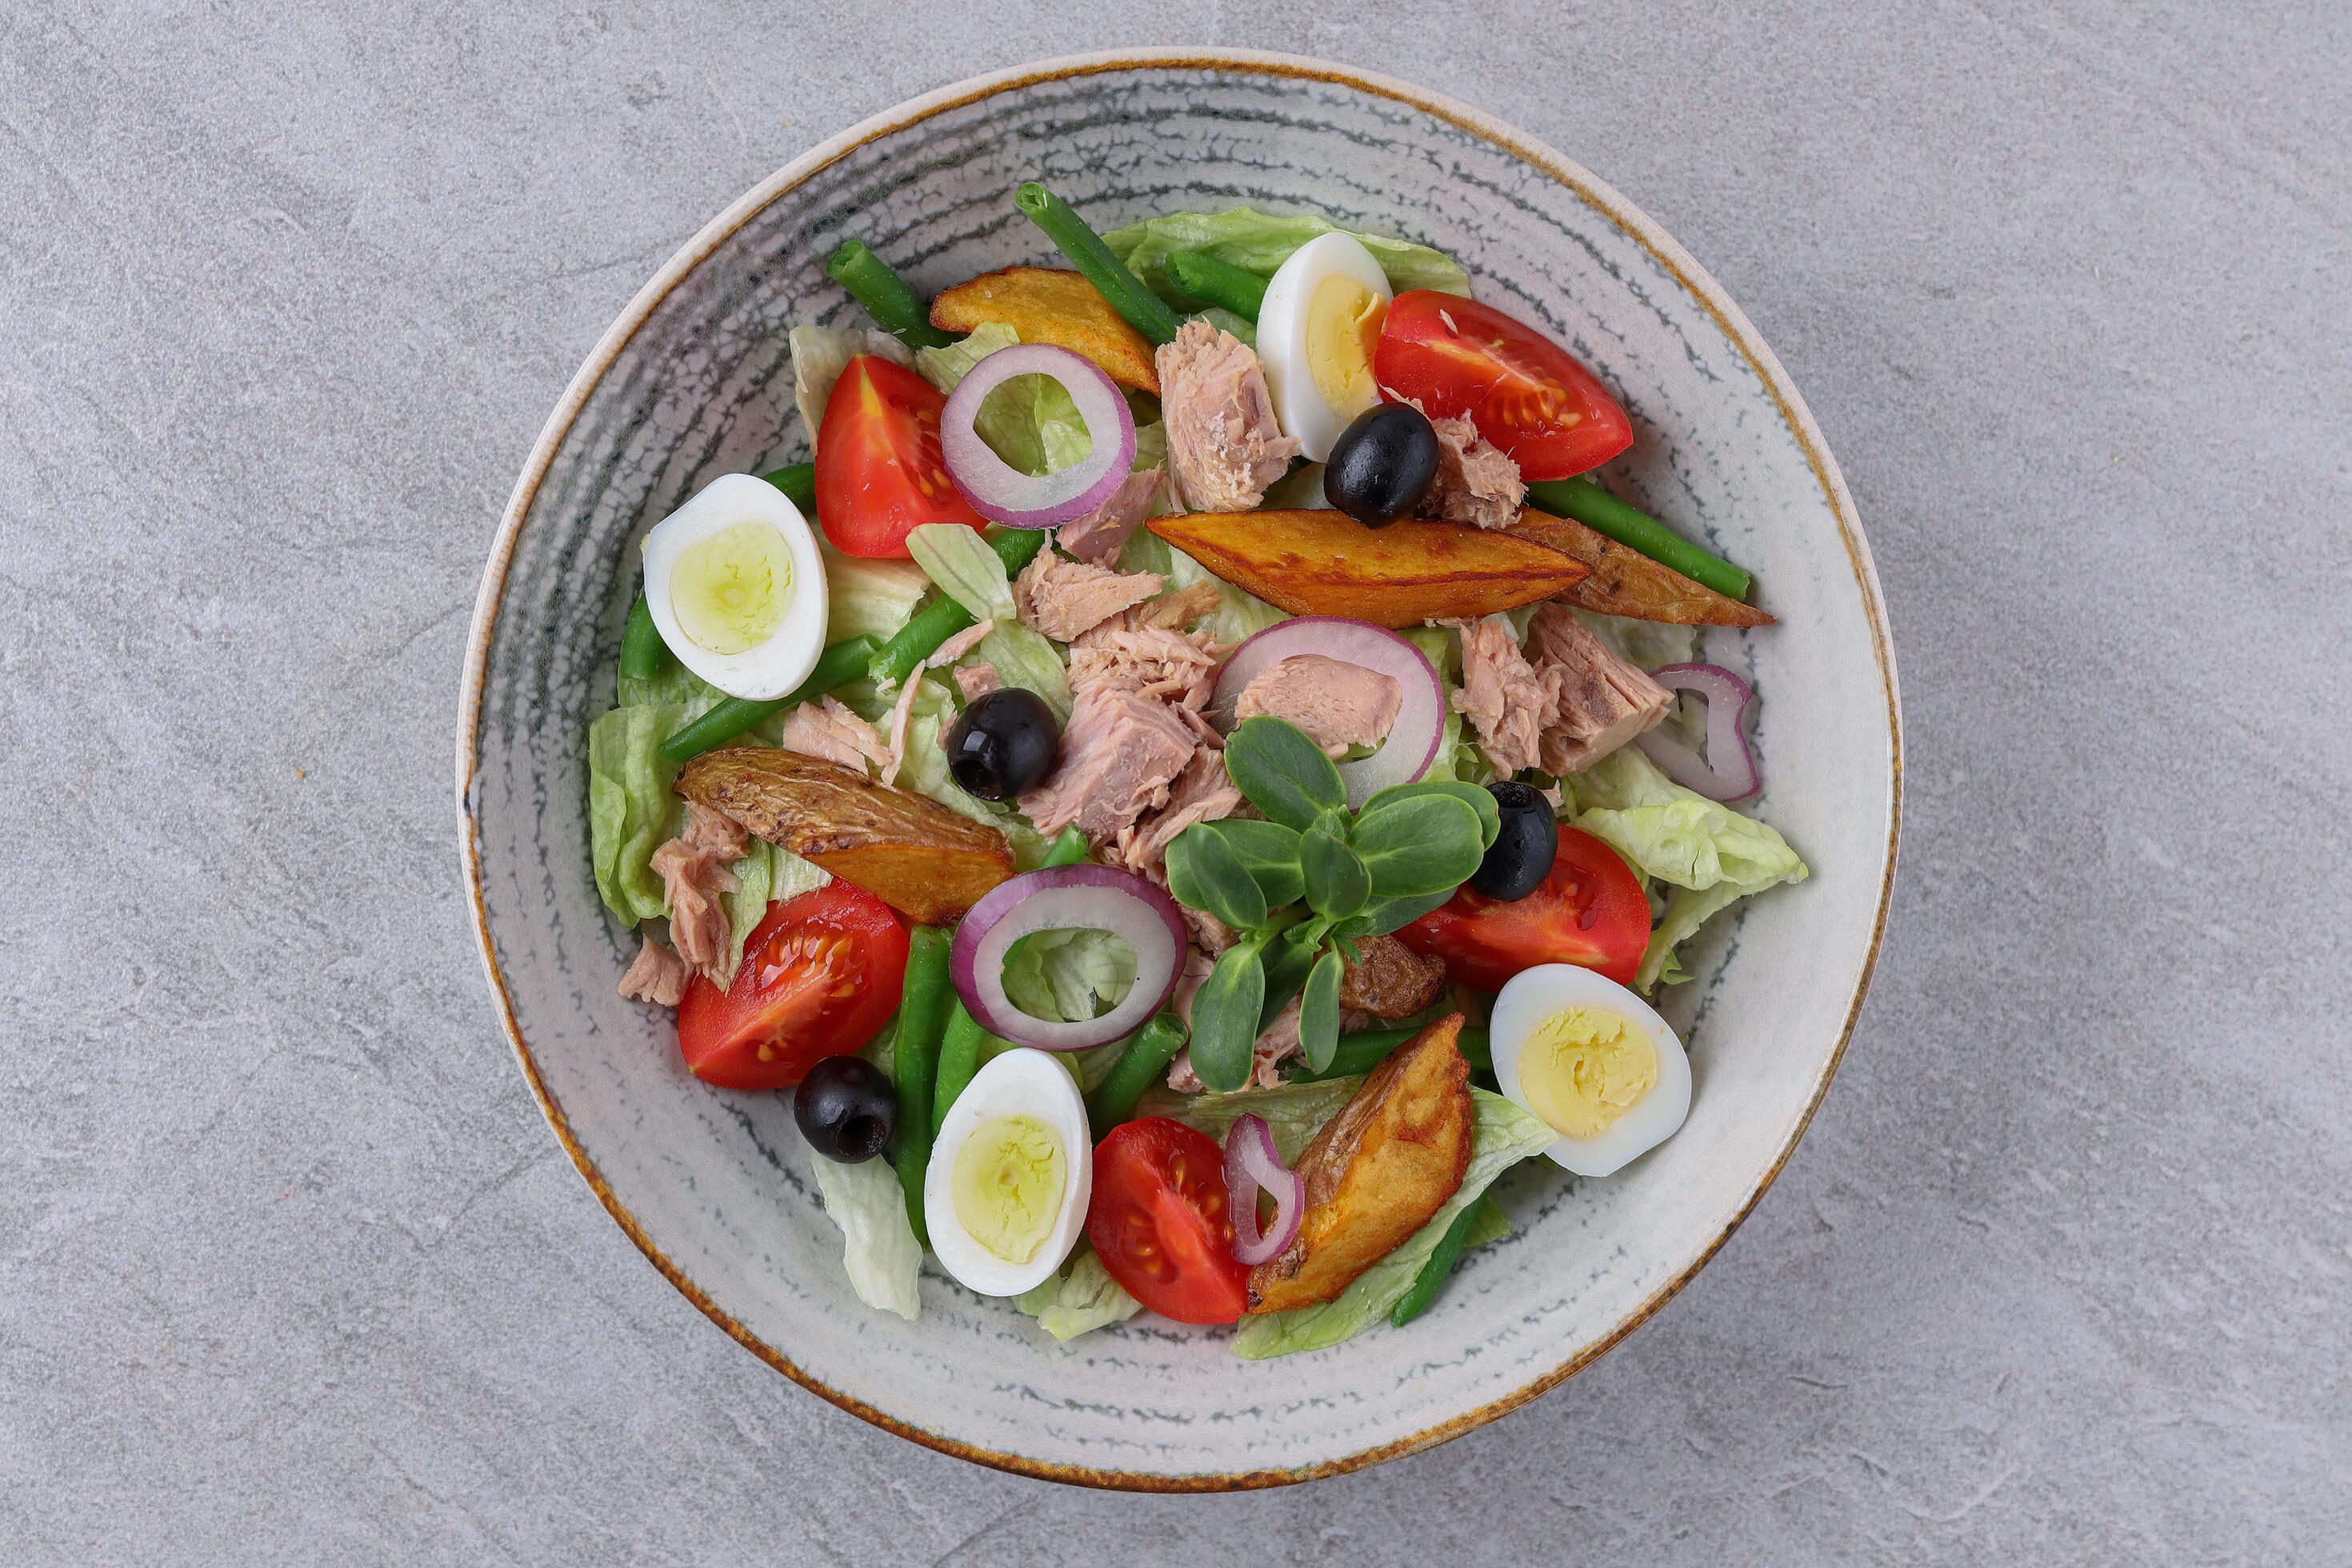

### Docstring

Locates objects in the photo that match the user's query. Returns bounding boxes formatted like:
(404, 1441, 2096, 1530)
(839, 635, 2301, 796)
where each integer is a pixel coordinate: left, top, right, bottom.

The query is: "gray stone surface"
(2, 2, 2346, 1561)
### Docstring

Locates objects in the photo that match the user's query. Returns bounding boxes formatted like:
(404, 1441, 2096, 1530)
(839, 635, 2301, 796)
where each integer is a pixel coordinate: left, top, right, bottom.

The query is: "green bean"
(654, 634, 878, 764)
(891, 927, 954, 1249)
(1164, 249, 1268, 321)
(760, 462, 818, 517)
(1014, 183, 1183, 346)
(931, 1005, 989, 1132)
(619, 592, 664, 682)
(1525, 478, 1752, 602)
(866, 530, 1048, 686)
(1390, 1199, 1486, 1327)
(1286, 1026, 1492, 1083)
(826, 241, 955, 350)
(1085, 1014, 1190, 1130)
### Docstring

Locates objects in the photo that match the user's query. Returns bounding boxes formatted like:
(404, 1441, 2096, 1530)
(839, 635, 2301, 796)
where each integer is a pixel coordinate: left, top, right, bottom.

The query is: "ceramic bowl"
(458, 49, 1899, 1489)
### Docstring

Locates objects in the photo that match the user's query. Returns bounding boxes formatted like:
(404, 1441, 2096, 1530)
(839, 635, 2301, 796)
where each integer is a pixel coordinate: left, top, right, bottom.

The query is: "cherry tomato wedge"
(1373, 291, 1633, 481)
(1087, 1118, 1250, 1325)
(814, 354, 986, 558)
(1397, 826, 1650, 989)
(676, 882, 909, 1090)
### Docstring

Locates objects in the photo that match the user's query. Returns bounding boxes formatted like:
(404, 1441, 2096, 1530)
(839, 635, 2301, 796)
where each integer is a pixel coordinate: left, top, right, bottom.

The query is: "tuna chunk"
(953, 663, 1001, 702)
(1014, 550, 1163, 642)
(1448, 616, 1556, 775)
(1526, 604, 1671, 774)
(1067, 624, 1224, 709)
(618, 934, 692, 1006)
(1421, 406, 1525, 530)
(1156, 321, 1301, 513)
(1018, 684, 1200, 842)
(1234, 654, 1402, 759)
(1337, 935, 1449, 1020)
(648, 802, 748, 983)
(926, 618, 994, 669)
(1167, 995, 1302, 1093)
(1117, 744, 1245, 878)
(1056, 465, 1165, 565)
(778, 695, 890, 774)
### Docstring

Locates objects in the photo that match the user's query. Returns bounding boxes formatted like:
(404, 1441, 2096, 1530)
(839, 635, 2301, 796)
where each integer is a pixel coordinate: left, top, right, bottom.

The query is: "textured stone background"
(4, 2, 2347, 1562)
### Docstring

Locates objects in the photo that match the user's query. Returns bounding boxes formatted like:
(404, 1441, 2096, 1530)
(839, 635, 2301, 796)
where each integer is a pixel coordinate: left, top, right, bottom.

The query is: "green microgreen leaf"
(1258, 919, 1325, 1033)
(1206, 818, 1305, 910)
(1331, 890, 1458, 938)
(1299, 826, 1370, 921)
(1188, 938, 1269, 1093)
(1298, 947, 1344, 1073)
(1165, 822, 1268, 930)
(1362, 781, 1502, 850)
(1351, 793, 1487, 897)
(1223, 717, 1345, 830)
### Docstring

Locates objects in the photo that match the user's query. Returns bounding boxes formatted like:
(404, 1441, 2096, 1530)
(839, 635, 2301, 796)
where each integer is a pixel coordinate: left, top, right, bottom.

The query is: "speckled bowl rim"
(454, 46, 1902, 1491)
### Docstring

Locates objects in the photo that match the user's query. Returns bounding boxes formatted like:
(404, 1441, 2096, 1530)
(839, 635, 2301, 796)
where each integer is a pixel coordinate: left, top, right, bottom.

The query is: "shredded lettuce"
(1161, 543, 1288, 646)
(1176, 1077, 1362, 1164)
(902, 525, 1071, 720)
(1258, 460, 1334, 511)
(1002, 928, 1137, 1026)
(1230, 1089, 1554, 1359)
(1013, 1248, 1142, 1341)
(1102, 206, 1472, 303)
(1195, 306, 1258, 349)
(790, 323, 913, 443)
(905, 523, 1015, 622)
(824, 540, 930, 642)
(1565, 748, 1809, 990)
(888, 675, 1049, 863)
(913, 321, 1093, 477)
(807, 1146, 922, 1322)
(1574, 608, 1699, 672)
(588, 705, 685, 924)
(1460, 1193, 1511, 1251)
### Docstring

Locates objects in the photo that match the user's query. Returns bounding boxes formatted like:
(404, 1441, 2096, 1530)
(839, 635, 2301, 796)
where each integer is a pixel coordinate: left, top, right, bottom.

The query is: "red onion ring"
(1206, 617, 1443, 809)
(949, 865, 1186, 1050)
(939, 343, 1137, 529)
(1222, 1113, 1304, 1266)
(1636, 662, 1761, 802)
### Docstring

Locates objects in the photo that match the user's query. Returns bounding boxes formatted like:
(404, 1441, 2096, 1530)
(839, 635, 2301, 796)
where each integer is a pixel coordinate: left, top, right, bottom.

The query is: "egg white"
(1488, 964, 1692, 1178)
(922, 1047, 1094, 1297)
(1254, 232, 1394, 463)
(639, 472, 828, 701)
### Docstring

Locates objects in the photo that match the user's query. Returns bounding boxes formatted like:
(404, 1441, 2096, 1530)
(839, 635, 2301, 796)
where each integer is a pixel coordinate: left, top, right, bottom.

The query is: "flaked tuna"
(618, 934, 692, 1006)
(648, 802, 748, 984)
(1014, 550, 1163, 642)
(1056, 465, 1165, 565)
(1234, 654, 1402, 759)
(1155, 321, 1300, 513)
(1526, 604, 1671, 774)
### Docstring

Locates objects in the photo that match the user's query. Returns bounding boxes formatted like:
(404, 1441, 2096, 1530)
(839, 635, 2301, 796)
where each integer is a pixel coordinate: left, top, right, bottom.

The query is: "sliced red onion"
(950, 864, 1186, 1050)
(1222, 1113, 1303, 1266)
(939, 343, 1137, 529)
(1206, 617, 1443, 810)
(1636, 662, 1762, 802)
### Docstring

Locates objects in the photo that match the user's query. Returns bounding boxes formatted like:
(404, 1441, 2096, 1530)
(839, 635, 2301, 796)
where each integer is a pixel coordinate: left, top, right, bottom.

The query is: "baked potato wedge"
(1247, 1014, 1474, 1313)
(674, 746, 1013, 924)
(929, 266, 1160, 394)
(1148, 510, 1589, 628)
(1508, 510, 1774, 627)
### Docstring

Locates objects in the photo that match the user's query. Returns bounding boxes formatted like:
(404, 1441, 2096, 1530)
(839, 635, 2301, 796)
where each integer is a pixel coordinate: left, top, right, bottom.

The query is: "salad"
(589, 184, 1807, 1356)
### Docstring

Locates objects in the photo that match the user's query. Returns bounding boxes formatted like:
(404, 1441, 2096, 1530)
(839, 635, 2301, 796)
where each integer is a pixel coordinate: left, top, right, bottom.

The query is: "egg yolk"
(1519, 1006, 1658, 1141)
(950, 1113, 1066, 1263)
(1304, 274, 1387, 419)
(670, 519, 791, 655)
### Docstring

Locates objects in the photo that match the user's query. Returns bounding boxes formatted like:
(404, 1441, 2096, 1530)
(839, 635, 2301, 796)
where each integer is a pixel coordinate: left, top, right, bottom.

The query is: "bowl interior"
(461, 53, 1896, 1488)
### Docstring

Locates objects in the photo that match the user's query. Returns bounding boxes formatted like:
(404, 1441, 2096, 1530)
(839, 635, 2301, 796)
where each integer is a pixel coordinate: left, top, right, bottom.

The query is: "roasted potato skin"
(1507, 510, 1774, 627)
(674, 747, 1013, 924)
(1246, 1014, 1474, 1313)
(1338, 934, 1449, 1021)
(1148, 510, 1589, 628)
(929, 266, 1161, 394)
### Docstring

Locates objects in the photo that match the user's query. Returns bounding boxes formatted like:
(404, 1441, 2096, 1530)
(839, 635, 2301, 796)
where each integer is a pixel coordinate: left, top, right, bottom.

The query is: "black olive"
(1471, 780, 1559, 901)
(946, 687, 1059, 800)
(1323, 403, 1442, 527)
(793, 1055, 897, 1163)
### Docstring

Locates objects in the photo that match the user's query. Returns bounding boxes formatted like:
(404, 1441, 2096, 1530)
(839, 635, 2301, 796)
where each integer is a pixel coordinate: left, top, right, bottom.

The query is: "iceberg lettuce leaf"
(1101, 206, 1472, 303)
(807, 1147, 922, 1322)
